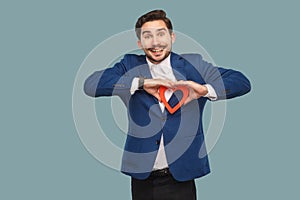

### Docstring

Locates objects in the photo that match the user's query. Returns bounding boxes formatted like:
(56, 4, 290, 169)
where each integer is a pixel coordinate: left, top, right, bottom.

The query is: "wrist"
(192, 81, 208, 96)
(138, 77, 145, 90)
(202, 85, 208, 96)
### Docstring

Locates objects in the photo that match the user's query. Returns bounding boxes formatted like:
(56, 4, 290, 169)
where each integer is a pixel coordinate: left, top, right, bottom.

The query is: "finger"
(160, 81, 174, 88)
(155, 94, 161, 102)
(183, 97, 192, 105)
(174, 80, 188, 87)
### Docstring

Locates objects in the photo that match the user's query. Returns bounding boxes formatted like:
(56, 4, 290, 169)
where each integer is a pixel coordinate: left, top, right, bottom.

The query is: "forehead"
(141, 20, 168, 32)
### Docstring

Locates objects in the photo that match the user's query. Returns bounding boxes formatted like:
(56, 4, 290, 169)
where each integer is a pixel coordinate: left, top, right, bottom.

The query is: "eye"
(144, 35, 152, 39)
(158, 32, 165, 37)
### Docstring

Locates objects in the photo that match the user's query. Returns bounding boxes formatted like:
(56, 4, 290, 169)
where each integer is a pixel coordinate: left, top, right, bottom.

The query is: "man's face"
(138, 20, 175, 64)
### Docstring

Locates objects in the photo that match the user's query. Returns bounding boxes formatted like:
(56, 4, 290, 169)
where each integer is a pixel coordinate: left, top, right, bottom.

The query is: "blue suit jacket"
(84, 52, 251, 181)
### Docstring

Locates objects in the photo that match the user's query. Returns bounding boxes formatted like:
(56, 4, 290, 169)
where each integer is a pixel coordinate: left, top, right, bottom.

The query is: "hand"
(143, 79, 174, 101)
(174, 80, 208, 105)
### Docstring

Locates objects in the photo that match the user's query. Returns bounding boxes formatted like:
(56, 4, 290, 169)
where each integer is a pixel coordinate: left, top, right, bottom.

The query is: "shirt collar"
(146, 54, 171, 68)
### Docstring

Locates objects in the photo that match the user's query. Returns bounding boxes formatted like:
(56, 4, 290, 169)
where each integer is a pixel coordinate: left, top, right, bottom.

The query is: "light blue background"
(1, 0, 299, 199)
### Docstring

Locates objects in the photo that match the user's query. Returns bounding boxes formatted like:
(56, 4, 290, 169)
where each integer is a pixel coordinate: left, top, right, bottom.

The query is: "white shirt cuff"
(204, 84, 217, 100)
(130, 77, 140, 95)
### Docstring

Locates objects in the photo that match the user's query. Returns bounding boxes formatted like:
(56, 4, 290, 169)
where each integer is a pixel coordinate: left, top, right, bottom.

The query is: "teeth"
(151, 49, 162, 52)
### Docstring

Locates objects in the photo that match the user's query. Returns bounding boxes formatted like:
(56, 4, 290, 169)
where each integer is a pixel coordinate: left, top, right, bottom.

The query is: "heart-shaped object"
(159, 86, 189, 114)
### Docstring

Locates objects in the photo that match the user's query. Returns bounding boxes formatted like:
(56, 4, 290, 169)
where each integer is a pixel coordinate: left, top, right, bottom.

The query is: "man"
(84, 10, 251, 200)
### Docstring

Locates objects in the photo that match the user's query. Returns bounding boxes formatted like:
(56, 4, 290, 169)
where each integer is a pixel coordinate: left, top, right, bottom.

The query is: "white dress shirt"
(130, 54, 217, 170)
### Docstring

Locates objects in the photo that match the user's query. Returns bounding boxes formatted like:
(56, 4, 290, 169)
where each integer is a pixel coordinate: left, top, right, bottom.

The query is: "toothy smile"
(149, 48, 163, 52)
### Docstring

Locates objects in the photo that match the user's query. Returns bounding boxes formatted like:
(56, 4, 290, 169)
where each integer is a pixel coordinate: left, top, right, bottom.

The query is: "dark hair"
(135, 10, 173, 39)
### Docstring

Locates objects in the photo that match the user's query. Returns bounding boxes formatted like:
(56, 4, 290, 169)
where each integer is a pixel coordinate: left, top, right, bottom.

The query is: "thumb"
(154, 93, 161, 102)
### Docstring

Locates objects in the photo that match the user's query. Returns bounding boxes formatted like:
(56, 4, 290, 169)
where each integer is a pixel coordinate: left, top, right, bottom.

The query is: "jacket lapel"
(135, 56, 153, 79)
(170, 52, 187, 81)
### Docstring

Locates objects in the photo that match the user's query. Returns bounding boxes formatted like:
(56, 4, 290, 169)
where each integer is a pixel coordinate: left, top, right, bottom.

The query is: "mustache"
(147, 45, 167, 50)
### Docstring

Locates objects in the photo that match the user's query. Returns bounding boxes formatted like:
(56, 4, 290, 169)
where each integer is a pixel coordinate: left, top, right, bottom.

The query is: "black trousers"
(131, 170, 196, 200)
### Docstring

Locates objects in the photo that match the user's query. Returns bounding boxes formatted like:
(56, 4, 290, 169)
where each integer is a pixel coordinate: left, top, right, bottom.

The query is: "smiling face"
(137, 20, 175, 64)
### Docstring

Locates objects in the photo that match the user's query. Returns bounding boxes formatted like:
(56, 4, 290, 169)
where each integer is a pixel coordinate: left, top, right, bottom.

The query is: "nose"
(151, 35, 160, 46)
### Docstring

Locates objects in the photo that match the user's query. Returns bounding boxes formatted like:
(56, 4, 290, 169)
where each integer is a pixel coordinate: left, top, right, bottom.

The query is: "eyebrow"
(141, 28, 168, 35)
(142, 30, 152, 35)
(156, 28, 168, 32)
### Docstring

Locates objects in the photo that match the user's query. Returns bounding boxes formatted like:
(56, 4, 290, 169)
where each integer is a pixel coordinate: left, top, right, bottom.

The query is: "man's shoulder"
(170, 52, 203, 62)
(122, 54, 146, 62)
(179, 53, 203, 60)
(118, 54, 147, 71)
(171, 53, 205, 68)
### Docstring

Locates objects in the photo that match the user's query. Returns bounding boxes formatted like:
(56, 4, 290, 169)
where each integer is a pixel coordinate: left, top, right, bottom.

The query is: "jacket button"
(156, 140, 160, 145)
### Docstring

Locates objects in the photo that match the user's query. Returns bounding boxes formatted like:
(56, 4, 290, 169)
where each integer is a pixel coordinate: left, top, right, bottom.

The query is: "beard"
(144, 45, 171, 64)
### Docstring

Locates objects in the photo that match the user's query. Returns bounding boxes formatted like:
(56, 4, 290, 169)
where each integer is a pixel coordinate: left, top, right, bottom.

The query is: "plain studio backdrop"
(1, 1, 299, 199)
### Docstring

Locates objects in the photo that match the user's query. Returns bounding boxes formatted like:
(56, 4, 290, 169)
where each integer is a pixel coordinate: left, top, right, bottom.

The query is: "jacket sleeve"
(184, 54, 251, 100)
(83, 55, 135, 97)
(210, 66, 251, 100)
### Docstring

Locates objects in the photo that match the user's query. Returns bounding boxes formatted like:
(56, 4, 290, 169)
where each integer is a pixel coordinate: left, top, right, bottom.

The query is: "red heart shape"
(159, 86, 189, 114)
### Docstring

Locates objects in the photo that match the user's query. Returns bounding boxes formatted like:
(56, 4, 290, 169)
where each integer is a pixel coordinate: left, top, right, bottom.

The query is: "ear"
(171, 32, 176, 44)
(137, 40, 142, 49)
